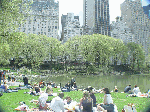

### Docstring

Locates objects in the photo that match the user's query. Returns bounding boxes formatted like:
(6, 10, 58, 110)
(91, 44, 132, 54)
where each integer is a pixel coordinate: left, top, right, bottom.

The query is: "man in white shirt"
(50, 92, 64, 112)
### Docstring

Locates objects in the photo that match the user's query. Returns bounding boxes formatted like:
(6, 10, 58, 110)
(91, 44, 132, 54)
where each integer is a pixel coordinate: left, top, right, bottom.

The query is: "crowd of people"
(0, 71, 147, 112)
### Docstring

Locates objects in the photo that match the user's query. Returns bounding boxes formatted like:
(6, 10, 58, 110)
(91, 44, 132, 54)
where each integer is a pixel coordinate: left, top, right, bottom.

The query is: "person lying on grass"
(97, 88, 114, 112)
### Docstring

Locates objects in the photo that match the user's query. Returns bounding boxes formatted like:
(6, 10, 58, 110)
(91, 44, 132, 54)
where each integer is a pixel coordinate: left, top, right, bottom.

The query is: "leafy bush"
(87, 65, 97, 73)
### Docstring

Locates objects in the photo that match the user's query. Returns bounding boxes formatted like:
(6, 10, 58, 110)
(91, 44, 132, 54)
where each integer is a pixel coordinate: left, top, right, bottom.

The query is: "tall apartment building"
(61, 13, 83, 43)
(18, 0, 59, 39)
(143, 4, 150, 19)
(83, 0, 110, 36)
(120, 0, 150, 55)
(111, 16, 135, 44)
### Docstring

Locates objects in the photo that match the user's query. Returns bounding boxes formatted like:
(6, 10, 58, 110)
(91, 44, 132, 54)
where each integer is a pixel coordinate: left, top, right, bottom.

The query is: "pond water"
(34, 74, 150, 93)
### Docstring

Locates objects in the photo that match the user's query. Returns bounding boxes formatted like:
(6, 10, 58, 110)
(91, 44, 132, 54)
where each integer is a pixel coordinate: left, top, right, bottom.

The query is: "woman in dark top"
(73, 82, 77, 88)
(33, 84, 40, 93)
(90, 92, 97, 107)
(79, 91, 93, 112)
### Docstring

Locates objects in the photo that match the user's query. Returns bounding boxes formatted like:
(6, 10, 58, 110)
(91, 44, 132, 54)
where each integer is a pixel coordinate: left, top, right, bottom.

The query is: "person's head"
(46, 86, 51, 94)
(58, 92, 64, 99)
(34, 83, 37, 86)
(73, 82, 76, 85)
(103, 88, 110, 94)
(66, 96, 71, 103)
(90, 91, 94, 96)
(134, 85, 137, 88)
(4, 82, 6, 84)
(129, 85, 131, 87)
(83, 91, 90, 98)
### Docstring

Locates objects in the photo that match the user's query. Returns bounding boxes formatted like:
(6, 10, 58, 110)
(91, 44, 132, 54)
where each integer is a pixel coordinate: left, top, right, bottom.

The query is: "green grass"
(0, 87, 149, 112)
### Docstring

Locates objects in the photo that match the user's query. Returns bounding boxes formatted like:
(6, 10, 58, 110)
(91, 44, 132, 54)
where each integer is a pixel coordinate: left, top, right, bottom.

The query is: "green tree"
(0, 0, 32, 37)
(127, 42, 145, 72)
(18, 34, 48, 69)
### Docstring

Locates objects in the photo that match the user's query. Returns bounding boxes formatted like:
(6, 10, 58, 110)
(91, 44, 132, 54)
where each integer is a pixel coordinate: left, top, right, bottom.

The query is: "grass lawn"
(0, 86, 149, 112)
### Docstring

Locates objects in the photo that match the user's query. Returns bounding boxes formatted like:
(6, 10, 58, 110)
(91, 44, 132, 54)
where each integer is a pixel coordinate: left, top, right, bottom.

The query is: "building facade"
(83, 0, 110, 36)
(120, 0, 150, 55)
(18, 0, 59, 39)
(111, 16, 135, 44)
(143, 4, 150, 19)
(61, 13, 83, 43)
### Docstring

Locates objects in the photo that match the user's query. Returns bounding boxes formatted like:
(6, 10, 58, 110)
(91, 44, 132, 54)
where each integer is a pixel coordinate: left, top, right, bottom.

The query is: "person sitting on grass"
(8, 75, 11, 82)
(132, 85, 140, 95)
(1, 82, 9, 93)
(79, 91, 93, 112)
(124, 85, 132, 93)
(97, 88, 114, 112)
(90, 91, 97, 107)
(23, 76, 28, 87)
(50, 92, 64, 112)
(114, 86, 118, 92)
(65, 82, 70, 88)
(45, 85, 53, 96)
(39, 80, 44, 88)
(73, 82, 78, 89)
(31, 84, 41, 94)
(64, 96, 72, 105)
(38, 93, 49, 111)
(52, 82, 56, 88)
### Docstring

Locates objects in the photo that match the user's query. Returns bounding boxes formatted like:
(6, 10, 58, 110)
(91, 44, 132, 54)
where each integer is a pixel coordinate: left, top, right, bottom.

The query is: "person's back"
(124, 85, 131, 93)
(38, 93, 48, 110)
(133, 85, 140, 95)
(50, 92, 64, 112)
(104, 94, 113, 104)
(24, 77, 28, 85)
(35, 86, 40, 93)
(82, 97, 93, 112)
(90, 93, 96, 107)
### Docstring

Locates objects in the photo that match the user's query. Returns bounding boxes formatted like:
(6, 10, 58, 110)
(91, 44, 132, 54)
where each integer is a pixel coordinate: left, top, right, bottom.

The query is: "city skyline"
(57, 0, 149, 27)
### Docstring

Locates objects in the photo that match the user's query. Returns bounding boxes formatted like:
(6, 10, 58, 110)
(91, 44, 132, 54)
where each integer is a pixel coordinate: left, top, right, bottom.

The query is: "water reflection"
(35, 75, 150, 92)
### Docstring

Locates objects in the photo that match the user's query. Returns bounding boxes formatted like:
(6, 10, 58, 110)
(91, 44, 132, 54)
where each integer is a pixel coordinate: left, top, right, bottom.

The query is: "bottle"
(122, 108, 125, 112)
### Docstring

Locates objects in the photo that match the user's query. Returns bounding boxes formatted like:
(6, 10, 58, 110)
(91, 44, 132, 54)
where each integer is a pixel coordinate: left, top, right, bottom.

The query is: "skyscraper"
(83, 0, 110, 36)
(18, 0, 59, 39)
(143, 4, 150, 19)
(121, 0, 150, 55)
(61, 13, 83, 43)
